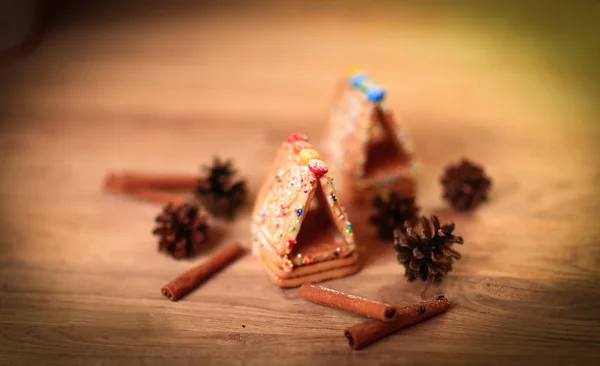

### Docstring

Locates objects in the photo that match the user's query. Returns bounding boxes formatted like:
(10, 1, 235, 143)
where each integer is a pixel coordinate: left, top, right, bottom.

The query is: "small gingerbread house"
(325, 71, 418, 204)
(252, 133, 359, 288)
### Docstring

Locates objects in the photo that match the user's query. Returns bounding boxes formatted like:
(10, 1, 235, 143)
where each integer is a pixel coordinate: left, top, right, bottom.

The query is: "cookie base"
(260, 248, 358, 279)
(259, 250, 361, 288)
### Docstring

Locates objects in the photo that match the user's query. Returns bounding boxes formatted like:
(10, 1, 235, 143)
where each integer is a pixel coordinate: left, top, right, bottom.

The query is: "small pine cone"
(153, 203, 209, 259)
(369, 192, 419, 240)
(393, 215, 463, 282)
(441, 159, 491, 211)
(196, 157, 247, 219)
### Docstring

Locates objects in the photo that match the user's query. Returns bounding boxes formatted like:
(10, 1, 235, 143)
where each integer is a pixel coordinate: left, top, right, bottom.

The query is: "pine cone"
(393, 215, 463, 282)
(440, 159, 491, 211)
(196, 157, 247, 219)
(369, 192, 419, 240)
(153, 203, 209, 259)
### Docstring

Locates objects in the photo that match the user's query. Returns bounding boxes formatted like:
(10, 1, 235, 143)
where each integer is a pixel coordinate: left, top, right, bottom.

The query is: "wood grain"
(1, 1, 599, 365)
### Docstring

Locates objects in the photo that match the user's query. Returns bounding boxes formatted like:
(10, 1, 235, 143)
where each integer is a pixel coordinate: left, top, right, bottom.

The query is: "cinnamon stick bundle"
(344, 295, 450, 350)
(161, 243, 245, 301)
(300, 284, 397, 322)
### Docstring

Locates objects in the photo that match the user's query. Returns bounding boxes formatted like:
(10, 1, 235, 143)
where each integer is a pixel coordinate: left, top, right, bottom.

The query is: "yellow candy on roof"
(299, 148, 320, 165)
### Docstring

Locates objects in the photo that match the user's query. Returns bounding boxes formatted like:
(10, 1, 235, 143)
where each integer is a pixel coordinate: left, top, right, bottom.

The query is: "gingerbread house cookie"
(325, 70, 418, 204)
(252, 133, 359, 288)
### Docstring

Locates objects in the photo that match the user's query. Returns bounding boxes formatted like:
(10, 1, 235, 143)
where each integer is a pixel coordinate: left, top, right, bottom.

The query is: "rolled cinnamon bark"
(344, 295, 451, 350)
(161, 243, 245, 301)
(122, 187, 188, 206)
(106, 172, 199, 190)
(104, 173, 129, 192)
(300, 284, 397, 322)
(104, 173, 190, 205)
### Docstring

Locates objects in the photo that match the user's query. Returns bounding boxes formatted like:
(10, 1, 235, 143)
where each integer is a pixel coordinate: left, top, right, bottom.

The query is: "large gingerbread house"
(325, 71, 418, 204)
(252, 134, 359, 288)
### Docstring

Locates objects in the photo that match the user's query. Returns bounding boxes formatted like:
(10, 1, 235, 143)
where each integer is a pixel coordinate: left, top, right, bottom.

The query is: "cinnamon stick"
(121, 187, 188, 206)
(104, 173, 190, 205)
(161, 243, 246, 301)
(104, 173, 129, 192)
(104, 172, 199, 191)
(344, 295, 450, 350)
(300, 284, 397, 322)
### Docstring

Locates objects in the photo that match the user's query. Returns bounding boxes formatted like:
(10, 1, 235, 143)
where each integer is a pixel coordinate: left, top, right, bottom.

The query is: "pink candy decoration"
(287, 133, 309, 143)
(308, 159, 328, 176)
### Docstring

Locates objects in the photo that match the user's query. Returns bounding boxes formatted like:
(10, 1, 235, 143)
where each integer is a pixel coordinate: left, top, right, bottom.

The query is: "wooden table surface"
(1, 1, 599, 365)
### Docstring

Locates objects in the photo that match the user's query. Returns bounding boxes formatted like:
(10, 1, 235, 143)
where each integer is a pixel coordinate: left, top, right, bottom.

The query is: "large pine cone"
(393, 215, 463, 282)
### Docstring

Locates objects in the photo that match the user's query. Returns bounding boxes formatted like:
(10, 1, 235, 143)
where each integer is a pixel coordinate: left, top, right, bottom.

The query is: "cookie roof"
(327, 71, 417, 181)
(251, 134, 356, 269)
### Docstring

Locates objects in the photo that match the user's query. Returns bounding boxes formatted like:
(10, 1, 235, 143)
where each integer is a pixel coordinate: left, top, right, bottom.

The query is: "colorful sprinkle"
(308, 159, 328, 176)
(346, 223, 353, 234)
(282, 257, 294, 272)
(290, 226, 297, 232)
(287, 133, 308, 143)
(299, 148, 320, 165)
(329, 193, 337, 202)
(286, 239, 296, 253)
(295, 208, 303, 217)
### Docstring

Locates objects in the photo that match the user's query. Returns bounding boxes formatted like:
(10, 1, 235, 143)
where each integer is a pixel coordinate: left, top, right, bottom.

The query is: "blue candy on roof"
(366, 86, 385, 103)
(348, 72, 386, 102)
(350, 73, 368, 87)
